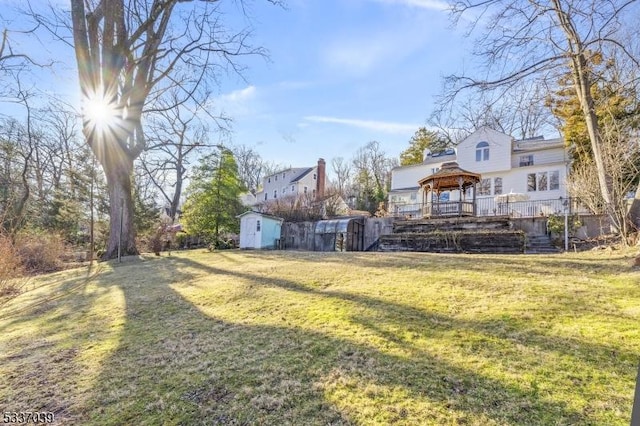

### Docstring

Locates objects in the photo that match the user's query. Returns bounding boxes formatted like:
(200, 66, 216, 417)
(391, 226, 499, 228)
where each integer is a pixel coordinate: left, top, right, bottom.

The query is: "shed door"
(244, 217, 257, 248)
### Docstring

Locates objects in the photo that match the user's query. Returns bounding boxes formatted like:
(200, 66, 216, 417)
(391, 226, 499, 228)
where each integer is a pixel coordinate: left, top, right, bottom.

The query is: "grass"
(0, 249, 638, 425)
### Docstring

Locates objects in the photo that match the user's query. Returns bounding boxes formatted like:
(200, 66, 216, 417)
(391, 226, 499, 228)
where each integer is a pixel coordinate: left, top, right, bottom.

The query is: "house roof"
(290, 167, 314, 182)
(236, 210, 284, 222)
(423, 152, 457, 165)
(513, 136, 564, 152)
(389, 186, 420, 193)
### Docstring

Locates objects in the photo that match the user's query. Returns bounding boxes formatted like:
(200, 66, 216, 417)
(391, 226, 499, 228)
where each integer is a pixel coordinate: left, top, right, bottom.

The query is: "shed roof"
(314, 217, 365, 234)
(236, 210, 284, 222)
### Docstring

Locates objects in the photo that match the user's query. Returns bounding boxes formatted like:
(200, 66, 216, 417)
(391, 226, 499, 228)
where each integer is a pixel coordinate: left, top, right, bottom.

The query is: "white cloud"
(211, 85, 258, 117)
(218, 85, 257, 103)
(304, 115, 419, 134)
(374, 0, 449, 10)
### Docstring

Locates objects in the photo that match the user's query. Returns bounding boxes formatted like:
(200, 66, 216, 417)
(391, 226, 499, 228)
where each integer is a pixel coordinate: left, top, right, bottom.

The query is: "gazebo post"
(472, 182, 477, 216)
(457, 177, 463, 217)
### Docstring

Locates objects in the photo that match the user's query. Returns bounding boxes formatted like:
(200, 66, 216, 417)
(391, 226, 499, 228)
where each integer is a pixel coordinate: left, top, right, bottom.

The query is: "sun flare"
(83, 93, 119, 132)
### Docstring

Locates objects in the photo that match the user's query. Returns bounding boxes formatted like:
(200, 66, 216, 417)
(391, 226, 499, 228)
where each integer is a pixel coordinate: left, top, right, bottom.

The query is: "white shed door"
(244, 217, 257, 248)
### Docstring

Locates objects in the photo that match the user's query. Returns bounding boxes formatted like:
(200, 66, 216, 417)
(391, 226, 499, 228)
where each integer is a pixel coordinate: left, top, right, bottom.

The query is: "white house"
(238, 211, 283, 249)
(244, 158, 327, 206)
(388, 127, 571, 217)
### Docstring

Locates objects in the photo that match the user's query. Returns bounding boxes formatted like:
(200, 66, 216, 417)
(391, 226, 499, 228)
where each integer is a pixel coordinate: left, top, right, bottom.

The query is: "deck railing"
(389, 197, 589, 219)
(423, 201, 475, 217)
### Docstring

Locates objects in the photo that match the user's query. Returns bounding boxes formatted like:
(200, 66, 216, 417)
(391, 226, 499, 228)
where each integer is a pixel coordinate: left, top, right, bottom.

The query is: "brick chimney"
(316, 158, 326, 200)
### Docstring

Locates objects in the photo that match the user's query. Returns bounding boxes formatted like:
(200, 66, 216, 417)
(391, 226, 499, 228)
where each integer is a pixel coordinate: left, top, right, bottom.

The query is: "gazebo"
(418, 161, 481, 217)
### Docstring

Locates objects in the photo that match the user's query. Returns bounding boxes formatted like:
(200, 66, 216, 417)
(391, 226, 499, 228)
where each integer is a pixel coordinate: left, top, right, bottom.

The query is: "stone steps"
(525, 234, 560, 254)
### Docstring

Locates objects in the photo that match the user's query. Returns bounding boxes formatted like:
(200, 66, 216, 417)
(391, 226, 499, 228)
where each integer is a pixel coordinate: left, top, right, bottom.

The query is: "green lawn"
(0, 250, 638, 425)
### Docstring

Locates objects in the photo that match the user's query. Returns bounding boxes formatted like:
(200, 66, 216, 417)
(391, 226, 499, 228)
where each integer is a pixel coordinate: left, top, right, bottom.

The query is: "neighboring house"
(389, 127, 571, 217)
(237, 211, 283, 249)
(245, 158, 327, 205)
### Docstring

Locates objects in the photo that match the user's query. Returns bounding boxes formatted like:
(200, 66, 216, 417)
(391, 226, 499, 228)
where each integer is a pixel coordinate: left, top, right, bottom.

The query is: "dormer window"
(476, 141, 489, 162)
(519, 154, 534, 167)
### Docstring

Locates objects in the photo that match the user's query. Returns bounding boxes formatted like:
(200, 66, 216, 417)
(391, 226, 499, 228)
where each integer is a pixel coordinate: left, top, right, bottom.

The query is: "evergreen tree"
(182, 147, 245, 246)
(399, 127, 449, 166)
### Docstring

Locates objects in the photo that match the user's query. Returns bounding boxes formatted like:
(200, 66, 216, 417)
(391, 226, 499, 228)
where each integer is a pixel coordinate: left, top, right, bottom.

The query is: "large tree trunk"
(571, 54, 613, 207)
(102, 153, 138, 259)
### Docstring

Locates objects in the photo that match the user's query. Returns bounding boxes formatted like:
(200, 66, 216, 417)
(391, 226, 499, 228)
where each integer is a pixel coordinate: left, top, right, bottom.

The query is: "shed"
(314, 217, 365, 251)
(237, 211, 283, 249)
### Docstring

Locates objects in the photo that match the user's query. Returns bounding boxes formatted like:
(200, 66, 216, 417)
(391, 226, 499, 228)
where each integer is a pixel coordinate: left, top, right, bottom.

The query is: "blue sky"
(209, 0, 470, 167)
(1, 0, 471, 168)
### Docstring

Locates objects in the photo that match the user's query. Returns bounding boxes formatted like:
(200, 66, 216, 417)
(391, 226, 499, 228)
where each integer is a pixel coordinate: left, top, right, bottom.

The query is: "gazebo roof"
(418, 161, 481, 191)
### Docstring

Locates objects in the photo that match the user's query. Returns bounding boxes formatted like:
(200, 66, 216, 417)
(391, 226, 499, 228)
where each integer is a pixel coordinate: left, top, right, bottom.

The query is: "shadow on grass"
(1, 253, 634, 424)
(77, 254, 626, 425)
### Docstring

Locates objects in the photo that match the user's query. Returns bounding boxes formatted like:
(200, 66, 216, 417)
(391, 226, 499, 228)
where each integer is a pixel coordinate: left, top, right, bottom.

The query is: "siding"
(260, 218, 282, 249)
(511, 147, 566, 168)
(456, 127, 512, 173)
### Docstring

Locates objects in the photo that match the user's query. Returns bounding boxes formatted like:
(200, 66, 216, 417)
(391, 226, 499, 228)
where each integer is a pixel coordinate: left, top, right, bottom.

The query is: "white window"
(537, 172, 548, 191)
(264, 193, 268, 201)
(273, 190, 277, 199)
(410, 192, 417, 201)
(494, 177, 503, 195)
(549, 171, 560, 190)
(291, 185, 295, 192)
(256, 220, 261, 231)
(478, 178, 491, 195)
(527, 173, 537, 192)
(275, 175, 278, 181)
(282, 187, 286, 194)
(519, 155, 534, 167)
(304, 186, 308, 194)
(527, 171, 555, 192)
(313, 173, 317, 180)
(475, 141, 489, 162)
(268, 177, 271, 183)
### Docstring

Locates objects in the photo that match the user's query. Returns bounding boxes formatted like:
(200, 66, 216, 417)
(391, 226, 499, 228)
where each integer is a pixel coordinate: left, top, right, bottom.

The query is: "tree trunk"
(102, 154, 138, 260)
(629, 183, 640, 230)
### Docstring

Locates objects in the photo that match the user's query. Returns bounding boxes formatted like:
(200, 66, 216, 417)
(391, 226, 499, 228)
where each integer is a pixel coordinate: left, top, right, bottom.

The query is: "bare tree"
(446, 0, 640, 211)
(142, 92, 213, 222)
(233, 144, 270, 194)
(432, 80, 556, 143)
(330, 156, 353, 199)
(0, 81, 37, 236)
(40, 0, 283, 259)
(351, 141, 395, 213)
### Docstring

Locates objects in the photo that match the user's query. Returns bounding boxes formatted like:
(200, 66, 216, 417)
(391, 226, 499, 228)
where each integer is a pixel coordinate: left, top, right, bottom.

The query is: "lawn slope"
(0, 250, 638, 425)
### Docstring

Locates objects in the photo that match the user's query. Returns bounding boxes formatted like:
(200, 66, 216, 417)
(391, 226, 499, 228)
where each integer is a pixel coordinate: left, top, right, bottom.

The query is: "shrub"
(15, 231, 65, 274)
(0, 235, 23, 297)
(148, 228, 164, 255)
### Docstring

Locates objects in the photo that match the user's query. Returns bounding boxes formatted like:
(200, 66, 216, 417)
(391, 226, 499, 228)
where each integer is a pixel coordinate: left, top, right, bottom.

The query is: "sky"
(213, 0, 470, 167)
(1, 0, 471, 169)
